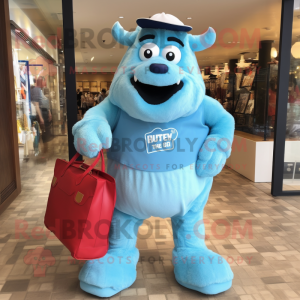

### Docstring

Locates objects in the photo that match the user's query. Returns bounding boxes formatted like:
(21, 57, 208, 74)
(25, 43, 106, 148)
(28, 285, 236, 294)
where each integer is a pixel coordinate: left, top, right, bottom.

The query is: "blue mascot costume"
(73, 13, 235, 297)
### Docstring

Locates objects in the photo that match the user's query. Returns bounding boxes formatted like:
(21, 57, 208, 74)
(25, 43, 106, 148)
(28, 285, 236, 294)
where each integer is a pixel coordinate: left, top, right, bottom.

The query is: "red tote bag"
(44, 150, 116, 260)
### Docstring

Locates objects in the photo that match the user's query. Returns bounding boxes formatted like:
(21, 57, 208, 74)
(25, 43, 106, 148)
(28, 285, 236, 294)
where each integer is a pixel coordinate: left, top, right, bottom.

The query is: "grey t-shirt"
(31, 86, 50, 110)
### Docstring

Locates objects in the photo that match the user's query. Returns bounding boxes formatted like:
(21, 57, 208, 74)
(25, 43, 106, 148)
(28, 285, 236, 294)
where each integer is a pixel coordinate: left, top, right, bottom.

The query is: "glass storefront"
(9, 0, 68, 167)
(5, 0, 299, 195)
(283, 1, 300, 191)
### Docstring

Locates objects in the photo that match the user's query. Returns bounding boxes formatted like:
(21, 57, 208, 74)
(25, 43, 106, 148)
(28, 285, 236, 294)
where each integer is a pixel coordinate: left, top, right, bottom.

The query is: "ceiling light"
(26, 56, 28, 59)
(14, 48, 21, 51)
(236, 53, 251, 68)
(297, 66, 299, 69)
(224, 63, 229, 73)
(291, 36, 300, 58)
(212, 65, 220, 75)
(110, 55, 113, 56)
(119, 16, 124, 18)
(187, 17, 192, 19)
(91, 57, 94, 61)
(271, 47, 278, 59)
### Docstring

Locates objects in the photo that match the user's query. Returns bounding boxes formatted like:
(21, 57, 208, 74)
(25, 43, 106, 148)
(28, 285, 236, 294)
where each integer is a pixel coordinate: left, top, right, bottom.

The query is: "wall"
(0, 0, 21, 215)
(75, 64, 118, 74)
(76, 73, 114, 87)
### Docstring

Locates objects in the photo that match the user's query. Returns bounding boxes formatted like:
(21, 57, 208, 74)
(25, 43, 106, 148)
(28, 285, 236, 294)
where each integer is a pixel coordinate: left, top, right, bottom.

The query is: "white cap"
(137, 12, 192, 32)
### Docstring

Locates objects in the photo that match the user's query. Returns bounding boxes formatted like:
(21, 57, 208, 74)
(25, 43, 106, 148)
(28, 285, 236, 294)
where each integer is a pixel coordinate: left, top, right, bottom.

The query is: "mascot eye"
(162, 45, 181, 64)
(139, 43, 159, 61)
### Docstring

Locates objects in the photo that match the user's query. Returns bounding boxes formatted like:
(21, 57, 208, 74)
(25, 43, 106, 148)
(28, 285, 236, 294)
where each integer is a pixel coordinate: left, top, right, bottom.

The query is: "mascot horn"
(73, 12, 234, 298)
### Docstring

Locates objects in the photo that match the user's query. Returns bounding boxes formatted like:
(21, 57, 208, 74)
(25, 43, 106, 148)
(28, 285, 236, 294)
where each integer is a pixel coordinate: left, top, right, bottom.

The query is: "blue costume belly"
(107, 158, 210, 219)
(107, 105, 209, 172)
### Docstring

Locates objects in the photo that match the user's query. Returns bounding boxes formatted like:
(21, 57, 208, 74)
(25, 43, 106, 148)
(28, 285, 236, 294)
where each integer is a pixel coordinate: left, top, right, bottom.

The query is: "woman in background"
(30, 77, 52, 154)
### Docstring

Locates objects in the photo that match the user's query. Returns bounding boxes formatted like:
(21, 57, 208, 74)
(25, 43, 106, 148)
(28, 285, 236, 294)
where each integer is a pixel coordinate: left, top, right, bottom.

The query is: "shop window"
(9, 0, 67, 166)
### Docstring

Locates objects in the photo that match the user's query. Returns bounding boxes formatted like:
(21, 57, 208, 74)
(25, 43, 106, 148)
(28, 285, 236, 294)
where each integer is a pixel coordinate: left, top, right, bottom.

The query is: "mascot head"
(109, 13, 216, 123)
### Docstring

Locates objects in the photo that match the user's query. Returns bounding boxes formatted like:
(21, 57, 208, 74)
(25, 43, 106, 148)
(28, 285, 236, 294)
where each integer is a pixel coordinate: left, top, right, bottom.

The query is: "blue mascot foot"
(79, 249, 139, 297)
(173, 247, 233, 295)
(80, 281, 121, 298)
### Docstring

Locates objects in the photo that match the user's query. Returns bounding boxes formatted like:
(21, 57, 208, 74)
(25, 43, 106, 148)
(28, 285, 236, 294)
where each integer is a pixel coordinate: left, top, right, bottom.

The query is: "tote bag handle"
(60, 150, 105, 184)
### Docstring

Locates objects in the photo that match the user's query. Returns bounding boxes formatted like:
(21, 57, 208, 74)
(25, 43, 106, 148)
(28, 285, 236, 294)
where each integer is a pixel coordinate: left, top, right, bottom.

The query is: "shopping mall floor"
(1, 137, 300, 300)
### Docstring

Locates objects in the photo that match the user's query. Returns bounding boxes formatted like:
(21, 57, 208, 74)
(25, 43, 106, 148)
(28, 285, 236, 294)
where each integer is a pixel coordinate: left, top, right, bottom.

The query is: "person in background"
(31, 78, 52, 154)
(94, 93, 100, 106)
(88, 93, 94, 109)
(77, 89, 82, 107)
(96, 92, 101, 103)
(268, 77, 277, 119)
(98, 88, 107, 104)
(81, 94, 87, 115)
(288, 74, 300, 104)
(77, 89, 82, 117)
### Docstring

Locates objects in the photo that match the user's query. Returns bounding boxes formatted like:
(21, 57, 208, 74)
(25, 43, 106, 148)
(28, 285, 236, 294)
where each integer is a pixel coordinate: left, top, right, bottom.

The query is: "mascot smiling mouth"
(130, 77, 184, 105)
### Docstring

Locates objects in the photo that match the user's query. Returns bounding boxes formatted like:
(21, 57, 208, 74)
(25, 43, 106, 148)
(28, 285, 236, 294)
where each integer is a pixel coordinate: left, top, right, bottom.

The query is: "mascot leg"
(171, 178, 233, 295)
(79, 208, 143, 297)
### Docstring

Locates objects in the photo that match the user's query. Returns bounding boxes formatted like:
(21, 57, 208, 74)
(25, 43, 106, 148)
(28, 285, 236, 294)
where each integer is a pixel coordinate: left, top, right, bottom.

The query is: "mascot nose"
(149, 63, 169, 74)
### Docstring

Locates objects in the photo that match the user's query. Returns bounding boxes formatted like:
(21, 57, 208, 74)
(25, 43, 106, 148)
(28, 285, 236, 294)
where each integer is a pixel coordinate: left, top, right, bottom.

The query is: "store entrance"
(8, 0, 300, 193)
(9, 0, 68, 170)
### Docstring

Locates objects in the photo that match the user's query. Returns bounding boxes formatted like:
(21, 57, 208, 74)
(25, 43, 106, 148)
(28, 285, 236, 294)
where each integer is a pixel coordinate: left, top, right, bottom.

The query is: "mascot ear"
(112, 22, 140, 47)
(189, 27, 216, 52)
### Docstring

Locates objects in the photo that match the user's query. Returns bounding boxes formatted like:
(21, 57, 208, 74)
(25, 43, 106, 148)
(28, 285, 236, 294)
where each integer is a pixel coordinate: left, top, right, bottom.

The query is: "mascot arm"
(72, 97, 121, 158)
(196, 96, 235, 178)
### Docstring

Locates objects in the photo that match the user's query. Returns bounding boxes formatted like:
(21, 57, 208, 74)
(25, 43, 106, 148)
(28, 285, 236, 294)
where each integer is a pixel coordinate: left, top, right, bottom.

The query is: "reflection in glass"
(9, 0, 68, 169)
(283, 5, 300, 191)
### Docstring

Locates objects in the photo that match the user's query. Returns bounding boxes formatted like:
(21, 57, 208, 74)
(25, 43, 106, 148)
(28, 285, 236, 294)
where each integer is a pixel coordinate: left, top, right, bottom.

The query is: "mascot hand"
(196, 138, 230, 178)
(72, 119, 112, 158)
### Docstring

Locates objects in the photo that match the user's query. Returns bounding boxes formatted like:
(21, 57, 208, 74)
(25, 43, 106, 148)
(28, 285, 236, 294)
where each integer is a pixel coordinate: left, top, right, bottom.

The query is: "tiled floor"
(1, 137, 300, 300)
